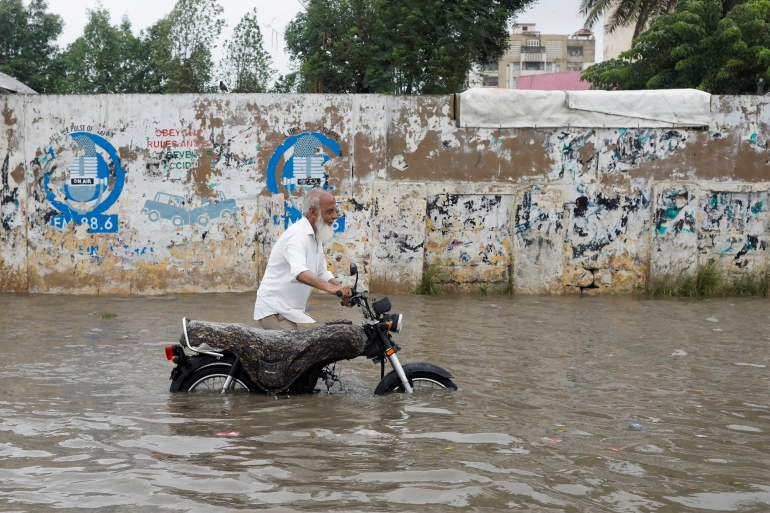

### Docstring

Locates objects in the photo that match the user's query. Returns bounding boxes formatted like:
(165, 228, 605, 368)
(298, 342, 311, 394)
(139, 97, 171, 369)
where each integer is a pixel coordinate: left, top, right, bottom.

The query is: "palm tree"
(580, 0, 678, 38)
(581, 0, 747, 39)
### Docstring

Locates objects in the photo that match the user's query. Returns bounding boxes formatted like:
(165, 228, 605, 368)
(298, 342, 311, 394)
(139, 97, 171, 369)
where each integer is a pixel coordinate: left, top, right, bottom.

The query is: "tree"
(581, 0, 770, 94)
(270, 72, 300, 93)
(218, 8, 274, 93)
(57, 6, 151, 94)
(284, 0, 377, 93)
(148, 0, 225, 93)
(580, 0, 747, 39)
(284, 0, 534, 94)
(580, 0, 678, 38)
(0, 0, 63, 93)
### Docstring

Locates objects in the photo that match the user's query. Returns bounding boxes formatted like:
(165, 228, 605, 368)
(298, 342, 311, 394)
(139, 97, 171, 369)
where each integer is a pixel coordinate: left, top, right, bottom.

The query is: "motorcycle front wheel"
(374, 369, 458, 395)
(180, 366, 257, 394)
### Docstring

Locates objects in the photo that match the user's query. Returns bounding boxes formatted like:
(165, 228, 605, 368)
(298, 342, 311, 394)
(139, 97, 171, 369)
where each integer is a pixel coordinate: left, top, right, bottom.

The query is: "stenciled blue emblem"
(42, 132, 124, 233)
(266, 132, 340, 194)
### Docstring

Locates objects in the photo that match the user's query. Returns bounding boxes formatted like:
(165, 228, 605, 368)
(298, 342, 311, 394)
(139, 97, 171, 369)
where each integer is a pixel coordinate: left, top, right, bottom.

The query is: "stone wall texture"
(1, 93, 768, 295)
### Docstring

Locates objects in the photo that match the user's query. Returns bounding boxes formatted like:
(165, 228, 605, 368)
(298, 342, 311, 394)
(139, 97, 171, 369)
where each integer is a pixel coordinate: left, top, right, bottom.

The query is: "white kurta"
(253, 216, 335, 324)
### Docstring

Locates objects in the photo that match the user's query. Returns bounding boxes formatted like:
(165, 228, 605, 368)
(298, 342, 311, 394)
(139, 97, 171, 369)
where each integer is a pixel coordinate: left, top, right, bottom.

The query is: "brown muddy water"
(0, 292, 769, 512)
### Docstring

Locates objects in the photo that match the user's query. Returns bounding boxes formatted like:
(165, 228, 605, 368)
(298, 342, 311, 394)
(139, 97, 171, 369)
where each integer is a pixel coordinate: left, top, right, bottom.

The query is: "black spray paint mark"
(1, 153, 21, 231)
(568, 190, 645, 258)
(734, 235, 766, 261)
(380, 230, 424, 254)
(554, 129, 595, 178)
(343, 197, 367, 212)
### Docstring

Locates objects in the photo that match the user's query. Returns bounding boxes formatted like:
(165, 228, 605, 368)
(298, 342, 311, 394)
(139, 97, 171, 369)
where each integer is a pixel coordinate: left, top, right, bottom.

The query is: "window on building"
(482, 63, 498, 72)
(483, 76, 499, 87)
(566, 64, 582, 72)
(513, 63, 520, 71)
(567, 46, 584, 56)
(524, 62, 544, 71)
(526, 39, 540, 46)
(521, 26, 528, 31)
(546, 63, 553, 72)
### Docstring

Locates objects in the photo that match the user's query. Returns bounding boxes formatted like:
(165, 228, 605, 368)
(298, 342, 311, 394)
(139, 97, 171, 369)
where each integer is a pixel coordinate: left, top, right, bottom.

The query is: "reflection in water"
(1, 292, 769, 511)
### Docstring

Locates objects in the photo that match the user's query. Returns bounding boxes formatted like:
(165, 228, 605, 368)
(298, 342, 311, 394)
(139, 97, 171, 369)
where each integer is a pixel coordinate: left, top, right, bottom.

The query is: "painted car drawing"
(141, 191, 237, 227)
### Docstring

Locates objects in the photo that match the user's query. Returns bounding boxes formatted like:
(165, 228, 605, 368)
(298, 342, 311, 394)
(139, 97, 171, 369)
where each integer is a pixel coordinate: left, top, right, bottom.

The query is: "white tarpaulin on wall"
(457, 88, 712, 128)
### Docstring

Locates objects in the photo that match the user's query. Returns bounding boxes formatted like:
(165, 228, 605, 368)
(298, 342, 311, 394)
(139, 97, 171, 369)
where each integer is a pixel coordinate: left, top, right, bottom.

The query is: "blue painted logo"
(266, 131, 346, 233)
(42, 132, 124, 233)
(141, 191, 238, 227)
(266, 132, 341, 194)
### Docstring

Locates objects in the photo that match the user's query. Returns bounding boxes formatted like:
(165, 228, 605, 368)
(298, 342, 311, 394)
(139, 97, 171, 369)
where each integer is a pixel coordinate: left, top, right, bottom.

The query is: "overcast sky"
(47, 0, 604, 80)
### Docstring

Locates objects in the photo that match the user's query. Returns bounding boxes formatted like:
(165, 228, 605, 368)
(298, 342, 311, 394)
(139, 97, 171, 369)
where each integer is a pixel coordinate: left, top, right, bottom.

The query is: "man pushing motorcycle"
(254, 188, 353, 330)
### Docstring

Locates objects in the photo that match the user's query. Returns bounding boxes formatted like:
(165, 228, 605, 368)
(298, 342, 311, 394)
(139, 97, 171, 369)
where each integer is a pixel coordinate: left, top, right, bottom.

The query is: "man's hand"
(296, 272, 354, 307)
(334, 284, 354, 307)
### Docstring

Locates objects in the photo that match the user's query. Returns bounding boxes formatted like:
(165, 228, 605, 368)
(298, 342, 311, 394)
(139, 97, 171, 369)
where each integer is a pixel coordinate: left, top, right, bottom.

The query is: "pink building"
(515, 70, 590, 91)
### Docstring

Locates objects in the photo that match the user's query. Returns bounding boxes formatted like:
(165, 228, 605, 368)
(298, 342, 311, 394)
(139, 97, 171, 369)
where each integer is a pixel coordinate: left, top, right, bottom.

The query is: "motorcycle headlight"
(387, 313, 403, 333)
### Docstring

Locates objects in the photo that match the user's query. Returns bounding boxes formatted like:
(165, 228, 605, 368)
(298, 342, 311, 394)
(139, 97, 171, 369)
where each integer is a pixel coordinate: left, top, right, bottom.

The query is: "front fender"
(399, 362, 454, 379)
(169, 355, 230, 392)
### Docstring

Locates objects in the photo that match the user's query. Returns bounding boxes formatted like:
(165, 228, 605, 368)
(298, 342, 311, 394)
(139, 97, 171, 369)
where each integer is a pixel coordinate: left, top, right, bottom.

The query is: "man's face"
(317, 195, 338, 227)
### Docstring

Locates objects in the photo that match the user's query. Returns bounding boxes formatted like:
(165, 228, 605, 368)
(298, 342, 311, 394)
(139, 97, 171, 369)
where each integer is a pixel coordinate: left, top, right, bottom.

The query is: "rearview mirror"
(350, 263, 358, 276)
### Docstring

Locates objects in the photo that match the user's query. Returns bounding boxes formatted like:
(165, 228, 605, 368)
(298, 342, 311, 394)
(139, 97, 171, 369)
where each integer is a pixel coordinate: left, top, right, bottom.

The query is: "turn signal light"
(165, 345, 175, 361)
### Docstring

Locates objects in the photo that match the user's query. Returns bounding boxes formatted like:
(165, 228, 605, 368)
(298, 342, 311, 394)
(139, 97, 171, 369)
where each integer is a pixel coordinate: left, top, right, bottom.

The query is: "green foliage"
(414, 264, 442, 295)
(101, 312, 117, 319)
(284, 0, 534, 94)
(0, 0, 63, 93)
(218, 8, 274, 93)
(148, 0, 225, 93)
(648, 262, 770, 296)
(57, 7, 151, 93)
(582, 0, 770, 94)
(270, 72, 300, 93)
(581, 0, 679, 38)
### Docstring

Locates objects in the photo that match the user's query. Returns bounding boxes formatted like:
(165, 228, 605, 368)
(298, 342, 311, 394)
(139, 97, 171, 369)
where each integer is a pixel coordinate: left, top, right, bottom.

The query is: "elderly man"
(254, 188, 352, 330)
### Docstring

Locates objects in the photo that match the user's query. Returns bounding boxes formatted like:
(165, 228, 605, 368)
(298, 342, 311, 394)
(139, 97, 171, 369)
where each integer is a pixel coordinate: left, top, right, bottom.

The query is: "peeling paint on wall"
(1, 94, 770, 295)
(698, 188, 769, 270)
(651, 185, 698, 277)
(514, 186, 564, 293)
(425, 193, 513, 288)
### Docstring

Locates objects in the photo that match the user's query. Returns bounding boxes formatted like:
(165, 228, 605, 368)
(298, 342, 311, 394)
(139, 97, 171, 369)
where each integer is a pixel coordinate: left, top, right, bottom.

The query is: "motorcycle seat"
(182, 319, 368, 393)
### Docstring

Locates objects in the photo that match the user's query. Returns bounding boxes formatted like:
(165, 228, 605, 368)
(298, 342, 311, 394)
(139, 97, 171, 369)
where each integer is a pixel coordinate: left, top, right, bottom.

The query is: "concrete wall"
(1, 93, 768, 295)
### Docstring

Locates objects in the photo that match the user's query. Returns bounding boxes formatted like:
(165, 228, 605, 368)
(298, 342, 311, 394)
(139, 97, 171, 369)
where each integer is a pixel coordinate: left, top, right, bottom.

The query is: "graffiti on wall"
(654, 189, 696, 236)
(598, 129, 689, 173)
(267, 130, 346, 233)
(266, 131, 341, 194)
(41, 132, 124, 233)
(698, 190, 768, 268)
(141, 190, 238, 227)
(1, 153, 20, 231)
(425, 194, 511, 282)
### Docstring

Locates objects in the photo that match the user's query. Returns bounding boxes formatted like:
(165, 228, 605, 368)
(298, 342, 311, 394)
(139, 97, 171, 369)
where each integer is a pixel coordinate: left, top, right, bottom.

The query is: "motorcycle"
(164, 263, 458, 395)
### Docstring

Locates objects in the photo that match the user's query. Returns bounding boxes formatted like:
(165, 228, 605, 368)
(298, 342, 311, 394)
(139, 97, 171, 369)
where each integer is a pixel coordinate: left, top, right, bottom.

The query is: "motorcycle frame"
(178, 268, 415, 394)
(347, 270, 414, 394)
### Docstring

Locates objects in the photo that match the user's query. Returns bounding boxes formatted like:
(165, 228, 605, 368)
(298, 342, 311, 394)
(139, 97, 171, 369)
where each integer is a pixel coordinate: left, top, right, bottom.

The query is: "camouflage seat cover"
(183, 320, 368, 393)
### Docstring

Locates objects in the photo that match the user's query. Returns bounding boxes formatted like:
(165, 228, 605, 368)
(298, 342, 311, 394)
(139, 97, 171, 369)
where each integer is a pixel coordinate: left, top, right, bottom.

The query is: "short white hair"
(302, 188, 326, 215)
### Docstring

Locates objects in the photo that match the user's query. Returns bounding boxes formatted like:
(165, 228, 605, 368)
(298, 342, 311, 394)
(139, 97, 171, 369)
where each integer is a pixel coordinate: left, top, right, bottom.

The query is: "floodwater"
(0, 292, 769, 512)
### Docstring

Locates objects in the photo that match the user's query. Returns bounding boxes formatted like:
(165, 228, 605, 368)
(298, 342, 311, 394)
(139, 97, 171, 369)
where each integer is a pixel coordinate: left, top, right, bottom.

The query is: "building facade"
(604, 23, 634, 60)
(471, 24, 596, 89)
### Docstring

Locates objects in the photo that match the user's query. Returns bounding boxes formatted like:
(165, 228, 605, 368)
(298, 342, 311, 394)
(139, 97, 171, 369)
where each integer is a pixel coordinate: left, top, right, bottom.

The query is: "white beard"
(314, 216, 335, 244)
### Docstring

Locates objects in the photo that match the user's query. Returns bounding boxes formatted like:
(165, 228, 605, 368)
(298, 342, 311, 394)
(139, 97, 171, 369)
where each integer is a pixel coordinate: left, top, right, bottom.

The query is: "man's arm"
(296, 271, 352, 299)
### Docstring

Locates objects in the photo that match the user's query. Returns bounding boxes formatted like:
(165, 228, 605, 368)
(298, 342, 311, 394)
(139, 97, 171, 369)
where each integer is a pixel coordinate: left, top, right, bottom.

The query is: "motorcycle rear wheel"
(375, 370, 458, 395)
(181, 366, 257, 393)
